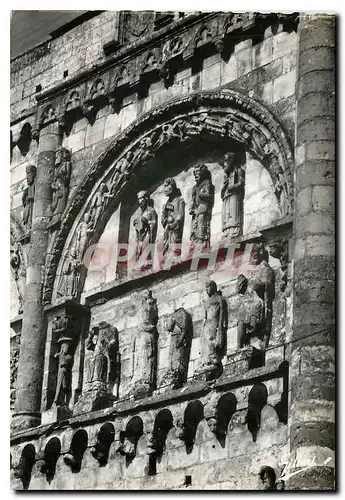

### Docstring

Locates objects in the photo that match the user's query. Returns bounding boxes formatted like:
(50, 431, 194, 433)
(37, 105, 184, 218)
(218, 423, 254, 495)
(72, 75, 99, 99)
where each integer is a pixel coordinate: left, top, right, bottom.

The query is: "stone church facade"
(10, 11, 335, 490)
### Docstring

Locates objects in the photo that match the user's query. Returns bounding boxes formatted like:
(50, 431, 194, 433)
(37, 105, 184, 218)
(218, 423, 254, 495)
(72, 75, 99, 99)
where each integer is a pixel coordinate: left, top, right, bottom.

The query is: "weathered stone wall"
(11, 372, 288, 490)
(10, 11, 335, 491)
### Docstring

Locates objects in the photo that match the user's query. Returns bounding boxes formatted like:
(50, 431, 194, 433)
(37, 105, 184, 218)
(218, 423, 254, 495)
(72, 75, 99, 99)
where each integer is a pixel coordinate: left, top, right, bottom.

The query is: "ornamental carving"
(45, 90, 293, 306)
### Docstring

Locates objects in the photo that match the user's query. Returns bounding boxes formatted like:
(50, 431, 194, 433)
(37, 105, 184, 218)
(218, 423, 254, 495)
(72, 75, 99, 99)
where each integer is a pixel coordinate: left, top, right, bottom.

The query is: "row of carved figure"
(12, 390, 286, 489)
(52, 251, 274, 413)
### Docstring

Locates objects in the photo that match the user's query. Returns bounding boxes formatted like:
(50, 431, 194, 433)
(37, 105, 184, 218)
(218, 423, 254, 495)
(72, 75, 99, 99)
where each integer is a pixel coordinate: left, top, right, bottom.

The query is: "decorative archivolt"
(43, 90, 293, 305)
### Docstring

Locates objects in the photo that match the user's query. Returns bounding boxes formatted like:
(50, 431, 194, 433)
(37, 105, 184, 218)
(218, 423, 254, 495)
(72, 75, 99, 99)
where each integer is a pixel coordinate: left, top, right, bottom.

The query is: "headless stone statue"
(161, 178, 185, 255)
(130, 290, 159, 399)
(165, 308, 193, 388)
(237, 274, 265, 349)
(189, 164, 215, 248)
(195, 280, 228, 380)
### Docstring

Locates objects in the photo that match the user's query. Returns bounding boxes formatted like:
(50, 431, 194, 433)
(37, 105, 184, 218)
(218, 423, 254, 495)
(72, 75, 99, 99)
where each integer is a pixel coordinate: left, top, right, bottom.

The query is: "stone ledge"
(83, 219, 292, 307)
(10, 360, 287, 445)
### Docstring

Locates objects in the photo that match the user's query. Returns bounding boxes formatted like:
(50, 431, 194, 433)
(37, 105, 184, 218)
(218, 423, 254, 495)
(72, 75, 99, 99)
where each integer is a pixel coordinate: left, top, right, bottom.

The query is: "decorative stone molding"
(30, 13, 299, 132)
(43, 90, 294, 306)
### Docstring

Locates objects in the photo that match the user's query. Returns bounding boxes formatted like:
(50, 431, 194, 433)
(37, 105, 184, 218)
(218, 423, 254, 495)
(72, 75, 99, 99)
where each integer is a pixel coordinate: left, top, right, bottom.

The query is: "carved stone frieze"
(44, 90, 293, 305)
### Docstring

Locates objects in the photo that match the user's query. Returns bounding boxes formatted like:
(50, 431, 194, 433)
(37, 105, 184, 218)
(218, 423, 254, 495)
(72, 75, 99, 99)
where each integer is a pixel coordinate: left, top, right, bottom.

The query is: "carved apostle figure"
(108, 151, 134, 194)
(274, 171, 289, 217)
(60, 248, 81, 299)
(22, 165, 36, 233)
(90, 182, 109, 230)
(85, 323, 120, 397)
(221, 152, 245, 238)
(165, 308, 193, 389)
(161, 178, 185, 255)
(53, 337, 74, 407)
(10, 244, 26, 313)
(133, 191, 158, 260)
(189, 164, 215, 248)
(131, 290, 159, 398)
(51, 147, 72, 220)
(75, 212, 93, 261)
(250, 243, 275, 348)
(237, 274, 264, 349)
(195, 280, 228, 380)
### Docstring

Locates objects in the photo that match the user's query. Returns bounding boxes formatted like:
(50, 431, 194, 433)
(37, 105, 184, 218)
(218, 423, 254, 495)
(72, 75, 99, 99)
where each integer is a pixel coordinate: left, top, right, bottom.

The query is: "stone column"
(287, 14, 335, 490)
(12, 122, 62, 431)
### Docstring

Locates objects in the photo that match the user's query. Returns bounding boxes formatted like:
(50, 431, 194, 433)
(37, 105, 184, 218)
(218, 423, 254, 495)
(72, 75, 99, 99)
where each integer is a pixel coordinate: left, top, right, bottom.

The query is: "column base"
(11, 411, 41, 433)
(285, 466, 335, 490)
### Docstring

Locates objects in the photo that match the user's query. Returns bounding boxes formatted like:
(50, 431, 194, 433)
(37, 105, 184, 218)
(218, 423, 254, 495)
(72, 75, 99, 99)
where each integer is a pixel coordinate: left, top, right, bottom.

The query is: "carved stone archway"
(43, 90, 294, 305)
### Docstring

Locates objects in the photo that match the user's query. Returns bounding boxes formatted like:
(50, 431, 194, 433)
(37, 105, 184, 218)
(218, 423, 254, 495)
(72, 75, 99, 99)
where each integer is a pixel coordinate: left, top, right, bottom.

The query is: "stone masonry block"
(121, 103, 138, 131)
(253, 38, 273, 69)
(298, 46, 335, 77)
(306, 141, 335, 162)
(295, 212, 334, 237)
(273, 31, 297, 60)
(237, 48, 252, 78)
(312, 186, 335, 213)
(220, 57, 237, 85)
(297, 92, 335, 126)
(298, 117, 335, 143)
(202, 63, 220, 91)
(273, 70, 296, 102)
(295, 186, 312, 214)
(296, 161, 335, 189)
(85, 117, 106, 147)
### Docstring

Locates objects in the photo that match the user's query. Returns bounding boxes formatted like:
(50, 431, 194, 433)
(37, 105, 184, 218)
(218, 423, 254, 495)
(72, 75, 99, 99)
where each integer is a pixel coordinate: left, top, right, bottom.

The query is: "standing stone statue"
(161, 178, 185, 255)
(130, 290, 159, 399)
(189, 164, 215, 248)
(52, 336, 74, 408)
(133, 191, 158, 260)
(59, 248, 80, 299)
(85, 323, 120, 399)
(251, 243, 275, 348)
(22, 165, 36, 233)
(236, 274, 264, 349)
(221, 152, 245, 239)
(165, 308, 193, 389)
(73, 322, 120, 416)
(195, 280, 228, 380)
(51, 147, 72, 222)
(108, 151, 134, 193)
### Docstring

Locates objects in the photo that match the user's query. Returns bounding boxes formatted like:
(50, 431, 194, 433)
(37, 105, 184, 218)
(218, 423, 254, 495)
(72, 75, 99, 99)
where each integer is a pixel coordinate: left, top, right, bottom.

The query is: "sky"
(10, 10, 87, 60)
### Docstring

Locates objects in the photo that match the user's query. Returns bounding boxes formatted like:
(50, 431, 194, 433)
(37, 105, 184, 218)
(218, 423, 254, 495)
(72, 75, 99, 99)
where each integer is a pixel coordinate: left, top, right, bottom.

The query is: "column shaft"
(13, 123, 61, 431)
(287, 14, 335, 490)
